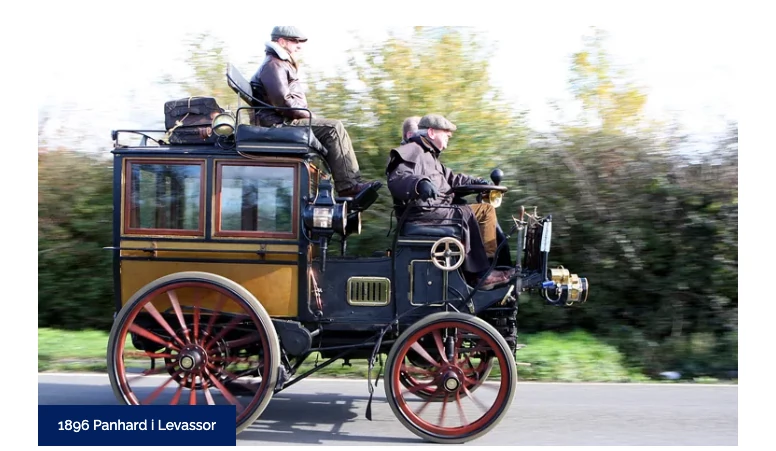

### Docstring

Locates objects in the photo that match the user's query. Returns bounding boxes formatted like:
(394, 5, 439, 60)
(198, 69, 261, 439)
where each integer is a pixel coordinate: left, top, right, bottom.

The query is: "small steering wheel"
(450, 184, 508, 196)
(430, 237, 465, 271)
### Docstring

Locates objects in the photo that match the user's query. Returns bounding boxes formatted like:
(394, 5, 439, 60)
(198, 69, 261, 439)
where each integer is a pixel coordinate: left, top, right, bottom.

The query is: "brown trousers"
(469, 203, 498, 258)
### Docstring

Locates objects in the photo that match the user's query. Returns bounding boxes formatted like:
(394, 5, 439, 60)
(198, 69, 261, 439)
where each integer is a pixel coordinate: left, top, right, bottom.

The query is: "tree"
(163, 32, 240, 111)
(568, 28, 648, 134)
(304, 27, 529, 254)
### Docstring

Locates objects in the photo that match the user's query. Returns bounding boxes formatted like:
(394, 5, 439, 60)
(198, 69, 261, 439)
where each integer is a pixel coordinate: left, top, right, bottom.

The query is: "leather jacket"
(250, 42, 312, 126)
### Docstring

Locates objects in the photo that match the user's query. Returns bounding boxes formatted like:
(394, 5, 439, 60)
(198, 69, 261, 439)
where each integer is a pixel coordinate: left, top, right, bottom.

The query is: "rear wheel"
(384, 312, 517, 444)
(106, 271, 280, 434)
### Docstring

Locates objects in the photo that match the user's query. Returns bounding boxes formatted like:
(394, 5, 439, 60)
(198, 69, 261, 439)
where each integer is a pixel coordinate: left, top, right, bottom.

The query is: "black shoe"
(339, 181, 382, 212)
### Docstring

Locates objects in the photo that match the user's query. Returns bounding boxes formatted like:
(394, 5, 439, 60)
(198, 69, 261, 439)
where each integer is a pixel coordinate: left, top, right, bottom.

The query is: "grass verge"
(37, 328, 735, 383)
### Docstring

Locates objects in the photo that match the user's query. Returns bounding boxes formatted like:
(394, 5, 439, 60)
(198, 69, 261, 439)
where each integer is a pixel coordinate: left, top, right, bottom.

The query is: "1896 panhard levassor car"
(105, 63, 589, 444)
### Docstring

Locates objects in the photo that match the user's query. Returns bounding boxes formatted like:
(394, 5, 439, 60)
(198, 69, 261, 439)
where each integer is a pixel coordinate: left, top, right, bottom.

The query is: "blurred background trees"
(37, 27, 737, 379)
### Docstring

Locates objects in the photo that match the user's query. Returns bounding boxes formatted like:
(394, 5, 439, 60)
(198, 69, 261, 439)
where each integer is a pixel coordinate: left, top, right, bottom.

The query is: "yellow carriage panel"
(119, 241, 300, 317)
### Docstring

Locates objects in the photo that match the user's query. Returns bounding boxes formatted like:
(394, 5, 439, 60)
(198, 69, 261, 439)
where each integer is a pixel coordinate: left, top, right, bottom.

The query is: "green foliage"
(568, 28, 648, 133)
(165, 32, 241, 111)
(38, 150, 115, 331)
(516, 330, 635, 382)
(38, 328, 647, 383)
(506, 124, 738, 378)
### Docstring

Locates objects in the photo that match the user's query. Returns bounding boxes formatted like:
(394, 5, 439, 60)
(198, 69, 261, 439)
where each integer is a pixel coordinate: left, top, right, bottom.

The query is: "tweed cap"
(271, 26, 308, 42)
(418, 114, 457, 132)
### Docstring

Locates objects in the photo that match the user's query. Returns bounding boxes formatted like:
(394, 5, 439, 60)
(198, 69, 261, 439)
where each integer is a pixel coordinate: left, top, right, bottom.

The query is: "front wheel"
(384, 312, 517, 444)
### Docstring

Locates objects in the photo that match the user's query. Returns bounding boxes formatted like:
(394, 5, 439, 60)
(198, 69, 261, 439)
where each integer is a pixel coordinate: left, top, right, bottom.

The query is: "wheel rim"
(390, 320, 513, 439)
(110, 280, 272, 428)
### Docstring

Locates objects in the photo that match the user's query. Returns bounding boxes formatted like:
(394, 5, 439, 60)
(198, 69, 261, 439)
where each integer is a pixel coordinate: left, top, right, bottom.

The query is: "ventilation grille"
(347, 277, 391, 306)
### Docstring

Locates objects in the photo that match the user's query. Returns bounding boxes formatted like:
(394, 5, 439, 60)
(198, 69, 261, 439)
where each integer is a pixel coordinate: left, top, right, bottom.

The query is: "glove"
(416, 180, 439, 201)
(472, 177, 490, 185)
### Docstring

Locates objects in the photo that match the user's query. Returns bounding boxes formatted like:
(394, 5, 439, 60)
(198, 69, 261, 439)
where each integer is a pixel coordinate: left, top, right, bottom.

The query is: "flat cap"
(271, 26, 308, 42)
(418, 114, 457, 132)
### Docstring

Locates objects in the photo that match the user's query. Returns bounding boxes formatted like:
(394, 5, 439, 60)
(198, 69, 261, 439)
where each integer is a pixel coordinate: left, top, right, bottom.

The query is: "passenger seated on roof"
(386, 114, 514, 290)
(250, 26, 381, 199)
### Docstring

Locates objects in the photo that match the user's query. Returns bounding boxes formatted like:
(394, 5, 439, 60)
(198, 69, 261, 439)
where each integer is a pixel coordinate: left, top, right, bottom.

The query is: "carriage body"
(105, 66, 588, 444)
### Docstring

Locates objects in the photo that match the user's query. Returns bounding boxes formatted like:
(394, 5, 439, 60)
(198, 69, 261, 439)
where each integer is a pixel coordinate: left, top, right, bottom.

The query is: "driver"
(385, 114, 513, 290)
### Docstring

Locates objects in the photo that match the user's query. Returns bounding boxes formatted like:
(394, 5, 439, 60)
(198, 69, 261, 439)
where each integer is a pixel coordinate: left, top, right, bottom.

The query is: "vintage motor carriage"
(105, 64, 589, 444)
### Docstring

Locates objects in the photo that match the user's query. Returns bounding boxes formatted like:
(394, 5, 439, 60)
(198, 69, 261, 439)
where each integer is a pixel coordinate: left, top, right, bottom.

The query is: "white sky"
(34, 1, 738, 152)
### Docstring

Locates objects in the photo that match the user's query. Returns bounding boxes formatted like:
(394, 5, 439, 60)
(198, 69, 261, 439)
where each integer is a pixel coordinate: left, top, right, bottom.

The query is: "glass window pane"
(128, 162, 202, 232)
(219, 165, 294, 234)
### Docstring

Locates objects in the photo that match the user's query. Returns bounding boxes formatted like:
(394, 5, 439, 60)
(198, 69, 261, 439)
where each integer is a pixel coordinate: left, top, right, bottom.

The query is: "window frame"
(122, 158, 207, 237)
(213, 160, 299, 239)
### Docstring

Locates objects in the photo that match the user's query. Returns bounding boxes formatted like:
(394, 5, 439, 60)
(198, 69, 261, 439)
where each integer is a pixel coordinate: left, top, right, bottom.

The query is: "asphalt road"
(38, 373, 737, 446)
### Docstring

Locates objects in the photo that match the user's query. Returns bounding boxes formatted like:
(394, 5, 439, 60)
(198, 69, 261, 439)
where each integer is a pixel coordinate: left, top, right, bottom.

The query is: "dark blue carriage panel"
(391, 237, 472, 320)
(312, 255, 395, 326)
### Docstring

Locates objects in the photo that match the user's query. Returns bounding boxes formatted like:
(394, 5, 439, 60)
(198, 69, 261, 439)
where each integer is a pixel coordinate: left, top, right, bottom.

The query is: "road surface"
(38, 373, 737, 446)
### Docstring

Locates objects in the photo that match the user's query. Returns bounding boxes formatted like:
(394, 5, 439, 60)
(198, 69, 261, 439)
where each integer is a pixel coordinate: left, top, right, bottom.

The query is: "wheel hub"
(441, 369, 462, 392)
(178, 344, 207, 372)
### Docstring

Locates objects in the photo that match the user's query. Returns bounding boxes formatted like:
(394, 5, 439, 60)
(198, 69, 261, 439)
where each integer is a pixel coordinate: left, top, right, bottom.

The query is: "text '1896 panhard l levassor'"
(105, 63, 589, 444)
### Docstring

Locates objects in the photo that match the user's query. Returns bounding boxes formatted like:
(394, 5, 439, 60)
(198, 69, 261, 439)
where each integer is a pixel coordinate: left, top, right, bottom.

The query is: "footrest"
(348, 182, 382, 213)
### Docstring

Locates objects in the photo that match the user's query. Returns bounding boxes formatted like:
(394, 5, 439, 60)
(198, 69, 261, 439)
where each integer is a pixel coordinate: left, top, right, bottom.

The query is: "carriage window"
(125, 161, 204, 235)
(216, 164, 296, 237)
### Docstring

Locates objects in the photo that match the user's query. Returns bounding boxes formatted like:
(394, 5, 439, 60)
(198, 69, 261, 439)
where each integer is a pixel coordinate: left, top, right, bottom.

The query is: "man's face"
(428, 128, 453, 150)
(279, 37, 305, 57)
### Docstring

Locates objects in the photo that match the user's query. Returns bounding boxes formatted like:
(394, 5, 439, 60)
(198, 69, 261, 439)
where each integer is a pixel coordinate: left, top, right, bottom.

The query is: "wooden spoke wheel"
(399, 351, 494, 402)
(384, 312, 517, 444)
(106, 272, 280, 434)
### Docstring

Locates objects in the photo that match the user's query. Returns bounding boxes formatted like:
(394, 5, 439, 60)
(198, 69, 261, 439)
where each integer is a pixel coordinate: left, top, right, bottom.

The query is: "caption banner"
(39, 405, 237, 446)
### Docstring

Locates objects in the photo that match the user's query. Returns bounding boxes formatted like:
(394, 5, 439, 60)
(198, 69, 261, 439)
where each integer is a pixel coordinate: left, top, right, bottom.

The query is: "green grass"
(38, 328, 111, 372)
(514, 330, 647, 382)
(37, 328, 734, 383)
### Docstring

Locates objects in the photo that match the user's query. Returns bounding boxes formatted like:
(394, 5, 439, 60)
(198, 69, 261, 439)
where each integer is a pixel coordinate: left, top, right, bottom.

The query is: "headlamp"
(486, 190, 503, 208)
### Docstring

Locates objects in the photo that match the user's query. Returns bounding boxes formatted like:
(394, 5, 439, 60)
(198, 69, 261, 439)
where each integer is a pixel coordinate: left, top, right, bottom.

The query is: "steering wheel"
(450, 184, 508, 197)
(430, 237, 465, 271)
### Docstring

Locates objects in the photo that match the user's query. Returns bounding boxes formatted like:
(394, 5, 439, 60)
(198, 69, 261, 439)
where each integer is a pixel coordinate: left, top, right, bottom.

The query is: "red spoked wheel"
(384, 312, 517, 444)
(398, 351, 494, 402)
(107, 272, 280, 434)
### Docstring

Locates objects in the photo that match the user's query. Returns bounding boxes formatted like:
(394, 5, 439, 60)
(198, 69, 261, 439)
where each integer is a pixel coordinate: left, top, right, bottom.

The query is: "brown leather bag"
(163, 96, 223, 130)
(162, 96, 223, 145)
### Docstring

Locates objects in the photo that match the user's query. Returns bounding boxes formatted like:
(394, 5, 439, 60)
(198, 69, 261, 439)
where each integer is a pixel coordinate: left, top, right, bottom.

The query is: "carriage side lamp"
(302, 175, 347, 272)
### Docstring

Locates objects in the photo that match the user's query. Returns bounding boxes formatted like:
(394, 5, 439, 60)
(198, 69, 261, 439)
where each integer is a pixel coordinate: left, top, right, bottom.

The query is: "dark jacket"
(386, 135, 478, 216)
(250, 42, 311, 126)
(386, 135, 489, 274)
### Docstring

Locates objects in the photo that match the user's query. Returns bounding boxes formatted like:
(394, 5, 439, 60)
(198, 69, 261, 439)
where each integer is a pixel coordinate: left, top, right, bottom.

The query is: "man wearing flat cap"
(386, 114, 514, 290)
(250, 26, 380, 199)
(400, 116, 421, 145)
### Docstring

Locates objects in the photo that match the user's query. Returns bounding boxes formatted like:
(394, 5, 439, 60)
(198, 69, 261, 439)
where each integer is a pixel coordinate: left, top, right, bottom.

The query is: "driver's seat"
(394, 200, 464, 239)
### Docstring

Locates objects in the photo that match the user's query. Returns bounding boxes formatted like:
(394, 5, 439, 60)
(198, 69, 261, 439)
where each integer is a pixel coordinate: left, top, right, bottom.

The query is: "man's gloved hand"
(416, 179, 439, 201)
(472, 177, 491, 185)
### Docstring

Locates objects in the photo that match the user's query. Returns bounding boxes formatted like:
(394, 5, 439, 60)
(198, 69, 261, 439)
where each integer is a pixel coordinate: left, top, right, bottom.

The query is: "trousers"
(288, 117, 361, 193)
(469, 203, 498, 258)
